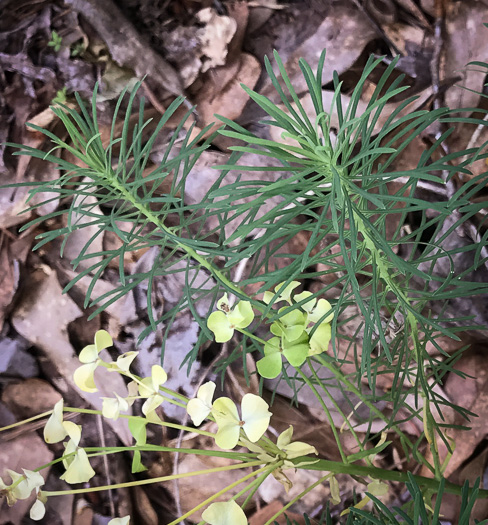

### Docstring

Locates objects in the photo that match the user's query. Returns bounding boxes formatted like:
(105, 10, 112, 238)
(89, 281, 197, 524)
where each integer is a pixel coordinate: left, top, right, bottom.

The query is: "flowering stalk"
(167, 464, 275, 525)
(42, 460, 265, 497)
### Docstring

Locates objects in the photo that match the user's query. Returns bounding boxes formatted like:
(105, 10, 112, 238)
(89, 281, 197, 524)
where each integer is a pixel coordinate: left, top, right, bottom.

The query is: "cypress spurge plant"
(2, 50, 488, 523)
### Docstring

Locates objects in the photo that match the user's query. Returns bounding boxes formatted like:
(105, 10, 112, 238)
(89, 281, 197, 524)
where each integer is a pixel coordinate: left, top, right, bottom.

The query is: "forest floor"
(1, 0, 488, 524)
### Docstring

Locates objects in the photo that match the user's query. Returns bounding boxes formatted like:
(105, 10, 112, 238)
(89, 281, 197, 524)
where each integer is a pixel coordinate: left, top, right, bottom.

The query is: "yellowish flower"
(212, 394, 271, 449)
(138, 365, 167, 421)
(202, 500, 247, 525)
(207, 294, 254, 343)
(108, 516, 130, 525)
(276, 425, 318, 462)
(30, 491, 47, 521)
(263, 281, 301, 305)
(73, 330, 113, 393)
(109, 351, 139, 373)
(43, 399, 68, 444)
(60, 447, 95, 484)
(187, 381, 216, 426)
(102, 393, 130, 420)
(0, 469, 44, 507)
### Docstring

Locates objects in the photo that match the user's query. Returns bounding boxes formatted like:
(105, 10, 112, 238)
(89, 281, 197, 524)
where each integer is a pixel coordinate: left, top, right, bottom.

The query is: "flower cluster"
(187, 381, 272, 449)
(0, 468, 45, 520)
(242, 425, 318, 492)
(44, 399, 96, 485)
(73, 330, 169, 423)
(187, 383, 319, 524)
(207, 294, 254, 343)
(206, 285, 334, 379)
(258, 282, 334, 378)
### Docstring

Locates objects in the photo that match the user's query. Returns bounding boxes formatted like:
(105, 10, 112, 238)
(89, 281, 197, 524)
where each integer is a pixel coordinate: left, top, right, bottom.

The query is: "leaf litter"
(0, 0, 488, 523)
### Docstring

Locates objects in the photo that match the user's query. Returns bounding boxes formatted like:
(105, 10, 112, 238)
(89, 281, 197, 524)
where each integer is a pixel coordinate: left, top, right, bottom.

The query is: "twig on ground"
(96, 413, 116, 517)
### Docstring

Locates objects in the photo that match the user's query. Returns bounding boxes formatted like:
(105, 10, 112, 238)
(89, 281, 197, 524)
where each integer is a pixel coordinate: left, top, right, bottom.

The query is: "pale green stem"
(307, 358, 368, 462)
(98, 363, 189, 407)
(354, 205, 441, 477)
(240, 466, 276, 510)
(0, 410, 52, 432)
(165, 463, 272, 525)
(194, 464, 279, 525)
(84, 445, 258, 462)
(103, 169, 264, 311)
(42, 460, 265, 497)
(236, 328, 267, 345)
(297, 457, 488, 499)
(63, 407, 215, 438)
(296, 367, 348, 463)
(311, 354, 434, 473)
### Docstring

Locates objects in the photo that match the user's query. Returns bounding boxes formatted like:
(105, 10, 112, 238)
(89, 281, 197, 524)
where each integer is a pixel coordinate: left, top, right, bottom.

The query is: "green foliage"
(47, 30, 63, 52)
(280, 477, 488, 524)
(6, 49, 488, 522)
(52, 87, 68, 105)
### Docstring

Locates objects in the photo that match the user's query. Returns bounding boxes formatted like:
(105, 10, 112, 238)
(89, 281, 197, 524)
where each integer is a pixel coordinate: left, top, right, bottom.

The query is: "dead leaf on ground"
(1, 378, 62, 418)
(443, 1, 488, 110)
(62, 181, 104, 271)
(193, 52, 261, 137)
(0, 237, 19, 331)
(196, 7, 237, 72)
(64, 0, 183, 96)
(249, 500, 308, 525)
(247, 1, 377, 103)
(439, 350, 488, 478)
(259, 467, 330, 512)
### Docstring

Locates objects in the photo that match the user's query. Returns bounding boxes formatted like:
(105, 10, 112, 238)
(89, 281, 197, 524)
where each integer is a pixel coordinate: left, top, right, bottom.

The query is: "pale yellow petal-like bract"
(60, 448, 95, 484)
(30, 499, 46, 521)
(94, 329, 113, 351)
(73, 362, 99, 393)
(108, 516, 130, 525)
(43, 399, 67, 444)
(202, 500, 247, 525)
(241, 393, 271, 443)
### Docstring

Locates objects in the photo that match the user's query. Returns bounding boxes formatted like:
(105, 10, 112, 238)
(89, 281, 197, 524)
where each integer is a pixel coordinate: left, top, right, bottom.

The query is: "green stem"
(195, 464, 279, 525)
(306, 358, 368, 462)
(296, 367, 348, 464)
(0, 410, 52, 432)
(240, 466, 275, 510)
(104, 170, 263, 309)
(353, 205, 442, 476)
(298, 457, 488, 499)
(63, 407, 215, 438)
(311, 355, 434, 472)
(237, 328, 267, 345)
(83, 445, 258, 462)
(42, 460, 265, 497)
(99, 363, 189, 407)
(165, 464, 272, 525)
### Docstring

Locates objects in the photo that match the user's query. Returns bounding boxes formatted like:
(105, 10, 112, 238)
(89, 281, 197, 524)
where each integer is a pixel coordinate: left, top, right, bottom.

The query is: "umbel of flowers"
(207, 283, 334, 379)
(186, 381, 320, 523)
(0, 324, 394, 525)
